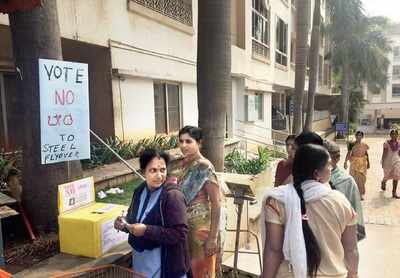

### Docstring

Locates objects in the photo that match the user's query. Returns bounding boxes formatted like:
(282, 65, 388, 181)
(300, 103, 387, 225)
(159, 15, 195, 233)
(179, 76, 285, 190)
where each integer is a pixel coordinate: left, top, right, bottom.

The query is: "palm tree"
(304, 0, 321, 132)
(197, 0, 231, 171)
(293, 0, 310, 134)
(326, 0, 390, 126)
(9, 0, 82, 231)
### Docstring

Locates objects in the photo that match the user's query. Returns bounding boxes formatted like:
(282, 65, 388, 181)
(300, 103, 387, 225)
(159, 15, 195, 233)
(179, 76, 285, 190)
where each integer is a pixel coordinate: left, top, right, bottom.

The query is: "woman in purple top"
(114, 148, 190, 278)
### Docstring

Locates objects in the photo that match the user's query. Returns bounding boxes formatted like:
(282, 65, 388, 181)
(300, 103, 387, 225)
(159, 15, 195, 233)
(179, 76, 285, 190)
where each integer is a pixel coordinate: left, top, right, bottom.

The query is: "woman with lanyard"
(114, 148, 190, 278)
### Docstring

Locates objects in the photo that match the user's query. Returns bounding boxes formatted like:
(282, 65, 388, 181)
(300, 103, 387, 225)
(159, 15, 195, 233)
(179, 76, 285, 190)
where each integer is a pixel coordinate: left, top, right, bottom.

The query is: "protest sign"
(39, 59, 90, 164)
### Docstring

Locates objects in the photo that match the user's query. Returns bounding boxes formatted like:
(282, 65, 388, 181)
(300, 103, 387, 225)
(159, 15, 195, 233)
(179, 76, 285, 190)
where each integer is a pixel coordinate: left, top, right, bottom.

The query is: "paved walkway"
(338, 135, 400, 277)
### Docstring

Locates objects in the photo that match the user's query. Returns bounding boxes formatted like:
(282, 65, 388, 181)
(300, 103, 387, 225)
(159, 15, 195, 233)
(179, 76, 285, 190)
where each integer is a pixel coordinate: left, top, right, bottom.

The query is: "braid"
(292, 144, 330, 277)
(293, 179, 321, 278)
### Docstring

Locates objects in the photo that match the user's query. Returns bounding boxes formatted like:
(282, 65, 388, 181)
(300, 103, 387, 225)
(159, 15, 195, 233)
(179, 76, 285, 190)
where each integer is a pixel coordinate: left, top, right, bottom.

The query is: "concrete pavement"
(338, 135, 400, 278)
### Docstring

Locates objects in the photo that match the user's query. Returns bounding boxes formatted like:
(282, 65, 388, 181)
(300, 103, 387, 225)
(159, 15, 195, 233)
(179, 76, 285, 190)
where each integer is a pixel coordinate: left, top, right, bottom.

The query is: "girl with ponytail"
(261, 144, 359, 278)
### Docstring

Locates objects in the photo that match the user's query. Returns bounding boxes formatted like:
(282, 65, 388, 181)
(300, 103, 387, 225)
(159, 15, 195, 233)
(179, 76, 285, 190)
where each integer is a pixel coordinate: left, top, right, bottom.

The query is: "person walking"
(168, 126, 225, 278)
(114, 148, 190, 278)
(381, 129, 400, 199)
(274, 135, 296, 187)
(274, 131, 324, 188)
(324, 140, 366, 241)
(261, 144, 359, 278)
(344, 131, 370, 200)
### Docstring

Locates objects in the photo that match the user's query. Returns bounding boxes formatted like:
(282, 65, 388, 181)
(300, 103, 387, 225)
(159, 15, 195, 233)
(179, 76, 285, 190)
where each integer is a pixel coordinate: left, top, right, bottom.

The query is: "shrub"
(82, 135, 178, 169)
(224, 146, 272, 175)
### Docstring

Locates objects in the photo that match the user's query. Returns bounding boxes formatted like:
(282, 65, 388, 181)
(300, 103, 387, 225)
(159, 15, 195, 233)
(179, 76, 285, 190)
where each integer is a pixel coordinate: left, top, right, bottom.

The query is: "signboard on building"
(39, 58, 90, 164)
(335, 122, 348, 132)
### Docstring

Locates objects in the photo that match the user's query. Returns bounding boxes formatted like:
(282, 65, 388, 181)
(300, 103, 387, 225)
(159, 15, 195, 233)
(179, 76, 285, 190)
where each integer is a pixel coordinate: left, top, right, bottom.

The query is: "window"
(318, 55, 323, 84)
(393, 65, 400, 78)
(319, 20, 324, 47)
(323, 63, 332, 87)
(129, 0, 193, 26)
(276, 17, 288, 66)
(154, 82, 181, 134)
(394, 46, 400, 58)
(369, 84, 381, 95)
(255, 93, 264, 120)
(252, 0, 270, 59)
(245, 92, 263, 121)
(290, 33, 296, 64)
(393, 84, 400, 98)
(323, 63, 328, 85)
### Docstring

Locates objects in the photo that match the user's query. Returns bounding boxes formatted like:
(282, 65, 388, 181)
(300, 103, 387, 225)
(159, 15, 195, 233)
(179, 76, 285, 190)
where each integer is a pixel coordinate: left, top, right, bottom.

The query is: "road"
(338, 135, 400, 278)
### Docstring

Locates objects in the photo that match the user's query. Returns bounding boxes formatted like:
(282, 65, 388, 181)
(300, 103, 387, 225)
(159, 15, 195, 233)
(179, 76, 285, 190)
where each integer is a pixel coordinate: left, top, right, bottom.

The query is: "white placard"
(58, 177, 95, 213)
(39, 58, 90, 164)
(101, 219, 128, 254)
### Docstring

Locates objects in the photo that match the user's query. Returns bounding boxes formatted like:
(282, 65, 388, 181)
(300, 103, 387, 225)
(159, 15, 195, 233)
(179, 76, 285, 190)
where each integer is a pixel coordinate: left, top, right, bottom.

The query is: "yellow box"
(58, 177, 128, 258)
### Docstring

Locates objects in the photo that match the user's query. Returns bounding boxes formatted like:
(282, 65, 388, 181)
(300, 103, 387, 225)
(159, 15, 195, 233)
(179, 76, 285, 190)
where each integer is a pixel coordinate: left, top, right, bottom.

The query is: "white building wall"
(56, 0, 198, 140)
(386, 33, 400, 103)
(233, 77, 273, 144)
(57, 0, 196, 61)
(361, 26, 400, 128)
(1, 0, 332, 143)
(181, 83, 198, 126)
(0, 15, 8, 25)
(116, 77, 156, 140)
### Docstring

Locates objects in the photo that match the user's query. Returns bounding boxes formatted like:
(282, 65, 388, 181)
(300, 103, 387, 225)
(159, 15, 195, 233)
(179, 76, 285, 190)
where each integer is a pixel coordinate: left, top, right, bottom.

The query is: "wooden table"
(0, 192, 17, 266)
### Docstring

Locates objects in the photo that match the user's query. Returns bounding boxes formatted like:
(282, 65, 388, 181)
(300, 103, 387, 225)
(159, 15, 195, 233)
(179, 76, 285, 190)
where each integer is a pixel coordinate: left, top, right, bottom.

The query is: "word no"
(55, 89, 75, 105)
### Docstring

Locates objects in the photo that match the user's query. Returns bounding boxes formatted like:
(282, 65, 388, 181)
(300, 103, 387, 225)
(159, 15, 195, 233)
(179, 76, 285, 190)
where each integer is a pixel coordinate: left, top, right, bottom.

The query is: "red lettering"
(55, 89, 75, 105)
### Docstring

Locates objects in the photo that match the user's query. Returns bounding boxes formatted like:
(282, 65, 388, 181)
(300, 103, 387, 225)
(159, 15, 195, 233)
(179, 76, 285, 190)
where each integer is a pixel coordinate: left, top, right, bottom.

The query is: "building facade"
(231, 0, 334, 145)
(0, 0, 335, 150)
(360, 24, 400, 131)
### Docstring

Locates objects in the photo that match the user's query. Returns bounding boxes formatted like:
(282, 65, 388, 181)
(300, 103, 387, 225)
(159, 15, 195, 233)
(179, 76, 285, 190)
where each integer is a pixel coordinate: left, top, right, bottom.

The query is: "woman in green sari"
(324, 140, 366, 241)
(168, 126, 225, 278)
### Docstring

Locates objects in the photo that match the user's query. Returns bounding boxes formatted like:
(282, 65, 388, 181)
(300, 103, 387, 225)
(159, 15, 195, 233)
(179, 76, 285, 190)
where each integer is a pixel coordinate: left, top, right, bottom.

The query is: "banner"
(39, 58, 90, 164)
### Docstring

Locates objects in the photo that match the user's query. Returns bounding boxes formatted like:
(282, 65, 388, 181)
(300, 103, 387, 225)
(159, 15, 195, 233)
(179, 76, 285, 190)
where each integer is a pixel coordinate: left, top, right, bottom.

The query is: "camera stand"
(224, 190, 262, 278)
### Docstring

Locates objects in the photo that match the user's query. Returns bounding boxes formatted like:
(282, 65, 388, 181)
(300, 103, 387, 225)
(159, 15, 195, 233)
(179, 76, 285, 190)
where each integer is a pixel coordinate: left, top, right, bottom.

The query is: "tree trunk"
(293, 0, 310, 134)
(9, 0, 82, 232)
(340, 63, 351, 126)
(197, 0, 231, 171)
(304, 0, 321, 132)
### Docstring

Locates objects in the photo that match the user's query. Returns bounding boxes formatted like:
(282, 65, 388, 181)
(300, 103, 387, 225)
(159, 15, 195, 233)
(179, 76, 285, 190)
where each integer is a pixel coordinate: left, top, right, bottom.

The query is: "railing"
(272, 118, 287, 130)
(313, 110, 330, 122)
(252, 40, 270, 60)
(130, 0, 193, 26)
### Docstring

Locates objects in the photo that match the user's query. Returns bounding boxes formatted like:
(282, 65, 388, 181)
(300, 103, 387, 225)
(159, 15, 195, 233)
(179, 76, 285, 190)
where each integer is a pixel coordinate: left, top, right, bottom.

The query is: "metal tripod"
(224, 190, 262, 277)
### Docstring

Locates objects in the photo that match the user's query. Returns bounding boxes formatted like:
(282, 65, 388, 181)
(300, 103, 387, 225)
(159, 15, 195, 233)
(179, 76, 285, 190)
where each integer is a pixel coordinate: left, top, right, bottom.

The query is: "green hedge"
(82, 135, 177, 169)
